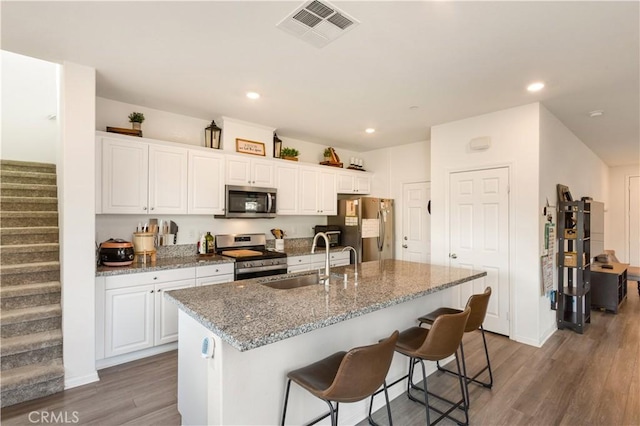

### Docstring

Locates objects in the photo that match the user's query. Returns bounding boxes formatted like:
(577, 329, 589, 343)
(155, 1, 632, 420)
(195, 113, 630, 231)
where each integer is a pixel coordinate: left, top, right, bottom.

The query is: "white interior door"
(630, 176, 640, 266)
(449, 167, 510, 335)
(402, 182, 431, 263)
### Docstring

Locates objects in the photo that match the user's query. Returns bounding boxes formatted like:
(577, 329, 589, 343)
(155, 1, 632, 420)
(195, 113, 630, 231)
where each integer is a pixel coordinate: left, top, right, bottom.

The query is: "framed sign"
(236, 139, 265, 156)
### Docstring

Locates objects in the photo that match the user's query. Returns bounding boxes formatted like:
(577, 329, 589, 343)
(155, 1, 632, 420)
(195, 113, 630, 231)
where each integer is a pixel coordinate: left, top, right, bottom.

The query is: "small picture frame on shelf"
(556, 184, 573, 203)
(236, 138, 265, 156)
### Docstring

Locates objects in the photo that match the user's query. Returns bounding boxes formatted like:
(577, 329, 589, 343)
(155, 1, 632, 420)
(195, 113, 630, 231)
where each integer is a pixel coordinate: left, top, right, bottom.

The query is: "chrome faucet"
(341, 246, 358, 281)
(311, 232, 331, 285)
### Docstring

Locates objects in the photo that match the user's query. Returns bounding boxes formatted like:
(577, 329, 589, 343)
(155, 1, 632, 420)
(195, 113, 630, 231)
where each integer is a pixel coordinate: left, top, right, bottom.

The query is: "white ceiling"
(2, 1, 638, 166)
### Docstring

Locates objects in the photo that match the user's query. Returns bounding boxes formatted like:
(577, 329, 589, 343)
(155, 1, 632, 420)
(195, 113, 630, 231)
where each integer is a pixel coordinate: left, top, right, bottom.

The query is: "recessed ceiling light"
(527, 82, 545, 92)
(589, 110, 604, 118)
(246, 92, 260, 100)
(365, 128, 375, 134)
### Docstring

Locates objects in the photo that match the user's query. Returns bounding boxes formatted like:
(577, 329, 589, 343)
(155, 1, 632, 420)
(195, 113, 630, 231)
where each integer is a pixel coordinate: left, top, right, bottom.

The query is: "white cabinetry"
(287, 251, 350, 273)
(226, 155, 274, 187)
(102, 268, 195, 359)
(274, 162, 299, 215)
(298, 166, 337, 215)
(188, 149, 225, 215)
(196, 263, 235, 286)
(337, 171, 372, 194)
(101, 137, 188, 214)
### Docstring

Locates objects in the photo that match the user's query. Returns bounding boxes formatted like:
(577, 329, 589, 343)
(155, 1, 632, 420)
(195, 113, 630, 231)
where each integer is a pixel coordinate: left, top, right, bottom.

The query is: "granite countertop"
(166, 260, 486, 352)
(95, 255, 233, 277)
(95, 244, 347, 277)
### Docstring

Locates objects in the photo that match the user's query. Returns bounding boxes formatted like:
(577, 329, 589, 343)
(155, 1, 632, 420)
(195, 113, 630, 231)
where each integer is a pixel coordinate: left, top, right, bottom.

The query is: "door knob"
(449, 253, 458, 259)
(402, 244, 408, 248)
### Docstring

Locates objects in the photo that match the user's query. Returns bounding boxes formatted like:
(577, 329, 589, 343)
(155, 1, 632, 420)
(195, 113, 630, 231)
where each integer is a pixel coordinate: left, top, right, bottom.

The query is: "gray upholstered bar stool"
(418, 287, 493, 405)
(392, 307, 471, 426)
(281, 330, 399, 426)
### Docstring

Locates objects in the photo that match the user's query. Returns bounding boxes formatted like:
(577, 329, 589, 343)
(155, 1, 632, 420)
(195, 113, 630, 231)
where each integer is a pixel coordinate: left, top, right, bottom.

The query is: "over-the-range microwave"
(217, 185, 277, 219)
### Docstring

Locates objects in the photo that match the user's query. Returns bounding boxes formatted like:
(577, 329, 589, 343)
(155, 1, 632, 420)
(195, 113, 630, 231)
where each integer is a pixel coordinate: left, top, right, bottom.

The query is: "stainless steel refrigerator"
(328, 196, 394, 263)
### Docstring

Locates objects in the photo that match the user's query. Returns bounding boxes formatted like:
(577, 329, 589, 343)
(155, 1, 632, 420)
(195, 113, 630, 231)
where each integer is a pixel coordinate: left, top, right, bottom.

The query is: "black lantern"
(205, 120, 222, 149)
(273, 132, 282, 158)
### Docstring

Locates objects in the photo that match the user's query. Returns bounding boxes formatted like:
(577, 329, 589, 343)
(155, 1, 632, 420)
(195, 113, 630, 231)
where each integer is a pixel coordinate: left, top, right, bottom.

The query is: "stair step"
(0, 243, 60, 265)
(0, 282, 61, 309)
(0, 304, 62, 338)
(1, 330, 63, 371)
(0, 227, 59, 245)
(1, 183, 58, 198)
(0, 170, 56, 185)
(1, 261, 60, 286)
(0, 211, 59, 228)
(0, 358, 64, 407)
(0, 197, 58, 212)
(0, 160, 56, 174)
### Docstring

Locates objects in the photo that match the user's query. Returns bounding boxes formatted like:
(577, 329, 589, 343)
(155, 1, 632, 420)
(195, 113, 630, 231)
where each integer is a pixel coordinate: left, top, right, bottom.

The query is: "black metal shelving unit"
(557, 200, 591, 334)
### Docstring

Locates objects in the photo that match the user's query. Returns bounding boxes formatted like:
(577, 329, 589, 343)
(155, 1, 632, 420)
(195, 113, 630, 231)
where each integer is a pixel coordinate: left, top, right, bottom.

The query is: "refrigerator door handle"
(377, 209, 384, 252)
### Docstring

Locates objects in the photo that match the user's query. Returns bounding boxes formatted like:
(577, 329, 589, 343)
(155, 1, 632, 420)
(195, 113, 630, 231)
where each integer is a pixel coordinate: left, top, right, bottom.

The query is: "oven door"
(235, 264, 288, 280)
(225, 185, 277, 218)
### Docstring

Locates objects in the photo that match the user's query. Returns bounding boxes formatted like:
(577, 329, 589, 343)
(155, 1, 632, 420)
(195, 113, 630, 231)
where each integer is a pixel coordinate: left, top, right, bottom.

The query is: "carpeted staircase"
(0, 160, 64, 408)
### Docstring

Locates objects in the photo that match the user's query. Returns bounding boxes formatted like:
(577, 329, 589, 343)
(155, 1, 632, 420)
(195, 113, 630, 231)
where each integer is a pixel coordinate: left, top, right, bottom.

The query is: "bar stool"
(281, 330, 399, 426)
(393, 307, 471, 426)
(418, 287, 493, 405)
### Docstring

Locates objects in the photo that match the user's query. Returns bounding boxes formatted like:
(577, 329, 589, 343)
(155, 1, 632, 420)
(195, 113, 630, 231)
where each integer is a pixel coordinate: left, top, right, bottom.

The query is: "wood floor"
(2, 287, 639, 425)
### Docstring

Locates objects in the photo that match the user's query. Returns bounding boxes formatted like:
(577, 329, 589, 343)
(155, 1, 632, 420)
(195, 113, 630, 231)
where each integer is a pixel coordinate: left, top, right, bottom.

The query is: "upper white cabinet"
(225, 155, 274, 188)
(337, 171, 372, 194)
(298, 165, 337, 216)
(188, 149, 225, 215)
(274, 162, 299, 215)
(101, 137, 187, 214)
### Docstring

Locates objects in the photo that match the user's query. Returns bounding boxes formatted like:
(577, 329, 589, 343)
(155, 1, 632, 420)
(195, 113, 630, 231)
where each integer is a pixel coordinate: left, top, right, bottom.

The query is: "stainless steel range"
(215, 233, 288, 280)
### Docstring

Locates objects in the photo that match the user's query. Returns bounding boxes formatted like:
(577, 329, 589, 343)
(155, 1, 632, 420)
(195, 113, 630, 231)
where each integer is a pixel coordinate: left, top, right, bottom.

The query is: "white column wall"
(431, 103, 540, 345)
(538, 104, 609, 340)
(60, 61, 99, 388)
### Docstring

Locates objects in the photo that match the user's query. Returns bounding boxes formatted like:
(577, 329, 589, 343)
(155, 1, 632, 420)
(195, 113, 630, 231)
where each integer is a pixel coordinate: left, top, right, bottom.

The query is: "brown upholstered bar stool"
(281, 330, 399, 426)
(418, 287, 493, 405)
(392, 307, 471, 426)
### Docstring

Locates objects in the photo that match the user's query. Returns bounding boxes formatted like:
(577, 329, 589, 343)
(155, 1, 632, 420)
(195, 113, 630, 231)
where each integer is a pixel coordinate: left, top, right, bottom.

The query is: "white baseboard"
(65, 372, 100, 390)
(95, 343, 177, 370)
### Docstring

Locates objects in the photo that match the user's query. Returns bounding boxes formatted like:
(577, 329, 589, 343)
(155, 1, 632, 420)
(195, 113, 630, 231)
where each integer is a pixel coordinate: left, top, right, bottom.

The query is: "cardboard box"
(563, 251, 586, 267)
(564, 229, 577, 239)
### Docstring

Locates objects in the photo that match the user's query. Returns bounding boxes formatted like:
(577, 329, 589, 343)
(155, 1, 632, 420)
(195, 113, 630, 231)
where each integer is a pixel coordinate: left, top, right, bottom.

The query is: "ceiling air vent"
(277, 0, 360, 48)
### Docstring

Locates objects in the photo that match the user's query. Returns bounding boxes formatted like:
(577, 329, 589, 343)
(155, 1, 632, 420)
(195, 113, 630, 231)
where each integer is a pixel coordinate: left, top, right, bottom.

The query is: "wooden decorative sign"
(236, 139, 265, 156)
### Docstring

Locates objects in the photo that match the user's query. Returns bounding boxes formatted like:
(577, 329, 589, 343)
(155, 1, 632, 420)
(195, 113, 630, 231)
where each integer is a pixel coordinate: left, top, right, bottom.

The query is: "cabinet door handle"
(157, 289, 162, 292)
(403, 244, 408, 248)
(143, 206, 147, 211)
(153, 277, 158, 280)
(151, 207, 155, 211)
(150, 290, 154, 293)
(449, 253, 458, 259)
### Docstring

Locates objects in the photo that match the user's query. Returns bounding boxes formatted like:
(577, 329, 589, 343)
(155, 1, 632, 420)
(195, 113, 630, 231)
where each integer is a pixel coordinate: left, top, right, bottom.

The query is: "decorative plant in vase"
(280, 147, 299, 161)
(128, 112, 145, 130)
(323, 148, 332, 162)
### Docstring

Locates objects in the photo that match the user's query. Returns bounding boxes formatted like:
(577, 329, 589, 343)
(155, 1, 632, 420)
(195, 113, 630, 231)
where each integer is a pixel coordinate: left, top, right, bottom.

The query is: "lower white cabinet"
(99, 264, 235, 363)
(287, 251, 350, 273)
(101, 268, 196, 359)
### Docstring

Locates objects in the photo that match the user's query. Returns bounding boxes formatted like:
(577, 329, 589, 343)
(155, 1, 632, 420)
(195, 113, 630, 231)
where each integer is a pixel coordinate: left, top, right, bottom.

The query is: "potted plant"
(128, 112, 145, 130)
(323, 148, 332, 162)
(280, 147, 299, 161)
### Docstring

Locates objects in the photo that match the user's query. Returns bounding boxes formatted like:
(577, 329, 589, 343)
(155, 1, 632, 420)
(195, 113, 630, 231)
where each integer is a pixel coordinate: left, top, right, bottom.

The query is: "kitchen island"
(167, 260, 486, 425)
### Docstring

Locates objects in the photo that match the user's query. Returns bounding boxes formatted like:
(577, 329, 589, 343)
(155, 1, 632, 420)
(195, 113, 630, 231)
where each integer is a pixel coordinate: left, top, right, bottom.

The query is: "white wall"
(608, 164, 640, 263)
(362, 141, 431, 258)
(96, 97, 209, 147)
(1, 50, 58, 163)
(431, 103, 540, 345)
(538, 104, 609, 341)
(60, 61, 99, 388)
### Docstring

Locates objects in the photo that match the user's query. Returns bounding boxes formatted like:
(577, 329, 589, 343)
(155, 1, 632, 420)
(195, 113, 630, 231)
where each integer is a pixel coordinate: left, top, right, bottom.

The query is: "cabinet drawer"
(196, 263, 234, 278)
(330, 252, 349, 261)
(287, 255, 310, 266)
(105, 268, 196, 290)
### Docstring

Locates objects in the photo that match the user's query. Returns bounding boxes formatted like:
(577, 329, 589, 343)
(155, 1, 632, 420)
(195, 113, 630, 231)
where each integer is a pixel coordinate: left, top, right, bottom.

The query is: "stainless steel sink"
(260, 274, 320, 290)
